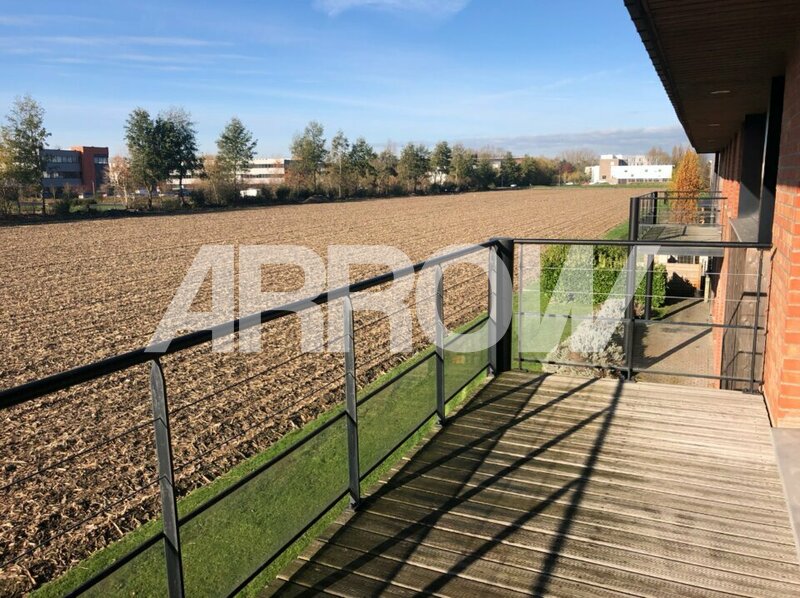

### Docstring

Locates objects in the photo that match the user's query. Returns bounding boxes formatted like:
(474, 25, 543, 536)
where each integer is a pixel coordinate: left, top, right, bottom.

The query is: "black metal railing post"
(434, 265, 446, 425)
(489, 238, 514, 375)
(149, 359, 184, 598)
(748, 250, 765, 393)
(629, 196, 641, 240)
(624, 207, 640, 380)
(651, 190, 658, 225)
(644, 253, 654, 321)
(516, 244, 525, 368)
(342, 295, 360, 508)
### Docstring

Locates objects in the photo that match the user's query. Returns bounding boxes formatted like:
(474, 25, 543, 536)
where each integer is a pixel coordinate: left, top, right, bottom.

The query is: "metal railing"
(631, 191, 727, 238)
(0, 234, 770, 596)
(0, 241, 504, 597)
(513, 237, 769, 390)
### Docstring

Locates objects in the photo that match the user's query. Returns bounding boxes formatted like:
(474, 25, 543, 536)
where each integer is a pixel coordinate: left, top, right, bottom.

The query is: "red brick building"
(626, 0, 800, 426)
(41, 146, 108, 197)
(71, 146, 109, 196)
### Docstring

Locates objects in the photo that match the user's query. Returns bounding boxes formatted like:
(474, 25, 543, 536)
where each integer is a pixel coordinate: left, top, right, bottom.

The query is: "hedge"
(540, 244, 667, 312)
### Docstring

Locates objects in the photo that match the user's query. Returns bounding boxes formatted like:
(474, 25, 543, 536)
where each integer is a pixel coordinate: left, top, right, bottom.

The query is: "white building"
(239, 158, 291, 186)
(175, 158, 291, 191)
(586, 154, 673, 184)
(625, 154, 649, 166)
(610, 164, 673, 184)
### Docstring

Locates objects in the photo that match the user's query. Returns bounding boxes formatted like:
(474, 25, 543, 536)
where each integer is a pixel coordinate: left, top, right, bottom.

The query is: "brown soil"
(0, 187, 637, 593)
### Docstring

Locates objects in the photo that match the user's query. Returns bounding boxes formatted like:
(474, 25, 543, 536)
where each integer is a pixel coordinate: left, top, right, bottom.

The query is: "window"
(93, 156, 108, 165)
(676, 256, 700, 265)
(43, 171, 80, 179)
(44, 154, 79, 164)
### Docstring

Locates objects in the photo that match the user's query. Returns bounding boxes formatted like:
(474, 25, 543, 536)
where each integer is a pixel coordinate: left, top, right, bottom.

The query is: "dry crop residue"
(0, 187, 637, 592)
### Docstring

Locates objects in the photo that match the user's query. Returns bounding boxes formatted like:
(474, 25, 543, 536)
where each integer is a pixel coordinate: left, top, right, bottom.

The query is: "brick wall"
(711, 130, 743, 385)
(763, 35, 800, 426)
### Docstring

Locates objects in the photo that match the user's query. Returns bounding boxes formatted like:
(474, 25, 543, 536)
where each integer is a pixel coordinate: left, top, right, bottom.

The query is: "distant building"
(586, 153, 672, 184)
(179, 158, 292, 192)
(611, 164, 673, 184)
(624, 154, 649, 166)
(239, 158, 292, 186)
(41, 146, 109, 197)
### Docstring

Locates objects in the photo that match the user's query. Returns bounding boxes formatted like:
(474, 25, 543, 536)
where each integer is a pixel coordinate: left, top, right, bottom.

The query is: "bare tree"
(559, 148, 598, 170)
(106, 155, 134, 208)
(646, 146, 671, 164)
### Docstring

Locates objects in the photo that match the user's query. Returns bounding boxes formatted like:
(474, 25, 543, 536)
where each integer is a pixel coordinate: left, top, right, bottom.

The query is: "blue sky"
(0, 0, 687, 157)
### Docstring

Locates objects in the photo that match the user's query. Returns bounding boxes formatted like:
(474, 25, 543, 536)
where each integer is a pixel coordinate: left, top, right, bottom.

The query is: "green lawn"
(603, 220, 630, 240)
(35, 320, 490, 598)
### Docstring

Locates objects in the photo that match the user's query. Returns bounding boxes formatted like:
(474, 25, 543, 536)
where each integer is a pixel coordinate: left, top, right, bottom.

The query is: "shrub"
(52, 197, 72, 217)
(540, 245, 667, 312)
(275, 185, 292, 203)
(644, 264, 668, 311)
(258, 186, 274, 203)
(387, 183, 405, 197)
(159, 196, 182, 210)
(191, 188, 207, 207)
(289, 187, 312, 202)
(72, 198, 97, 209)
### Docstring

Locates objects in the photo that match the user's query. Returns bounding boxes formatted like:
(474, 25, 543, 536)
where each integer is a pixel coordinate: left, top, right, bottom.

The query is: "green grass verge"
(34, 318, 490, 598)
(603, 220, 630, 241)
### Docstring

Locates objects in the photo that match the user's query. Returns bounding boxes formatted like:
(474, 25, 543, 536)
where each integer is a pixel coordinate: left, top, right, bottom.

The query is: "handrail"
(4, 233, 772, 596)
(3, 238, 501, 597)
(513, 238, 770, 249)
(633, 190, 725, 198)
(0, 241, 496, 409)
(514, 237, 769, 388)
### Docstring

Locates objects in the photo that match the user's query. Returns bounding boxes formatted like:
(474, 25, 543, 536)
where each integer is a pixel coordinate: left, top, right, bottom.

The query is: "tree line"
(283, 120, 573, 201)
(0, 94, 707, 216)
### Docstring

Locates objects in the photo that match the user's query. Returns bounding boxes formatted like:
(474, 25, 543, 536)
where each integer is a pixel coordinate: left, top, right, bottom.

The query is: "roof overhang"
(625, 0, 800, 153)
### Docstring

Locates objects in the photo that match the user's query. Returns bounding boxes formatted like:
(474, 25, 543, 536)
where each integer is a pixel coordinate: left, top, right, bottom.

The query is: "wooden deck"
(640, 223, 722, 244)
(265, 372, 800, 597)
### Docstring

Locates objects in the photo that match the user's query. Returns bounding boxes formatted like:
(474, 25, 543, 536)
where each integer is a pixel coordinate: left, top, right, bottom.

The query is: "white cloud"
(314, 0, 469, 18)
(0, 14, 107, 27)
(454, 127, 689, 157)
(0, 35, 230, 48)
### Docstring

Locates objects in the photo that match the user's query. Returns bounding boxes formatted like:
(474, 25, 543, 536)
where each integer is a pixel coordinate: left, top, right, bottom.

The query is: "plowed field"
(0, 187, 636, 593)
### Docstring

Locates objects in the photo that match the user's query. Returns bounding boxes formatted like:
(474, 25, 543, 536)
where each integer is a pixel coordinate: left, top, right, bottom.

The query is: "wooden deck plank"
(447, 408, 780, 464)
(290, 539, 539, 598)
(464, 388, 774, 437)
(432, 431, 786, 494)
(399, 454, 793, 526)
(359, 496, 800, 585)
(315, 524, 667, 598)
(372, 482, 799, 561)
(378, 469, 797, 546)
(318, 522, 745, 597)
(265, 373, 800, 597)
(464, 384, 774, 439)
(270, 557, 422, 597)
(411, 442, 786, 507)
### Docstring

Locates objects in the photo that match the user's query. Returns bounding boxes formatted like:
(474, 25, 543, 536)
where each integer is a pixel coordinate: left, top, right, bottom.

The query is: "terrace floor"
(634, 298, 715, 387)
(265, 371, 800, 597)
(640, 223, 722, 244)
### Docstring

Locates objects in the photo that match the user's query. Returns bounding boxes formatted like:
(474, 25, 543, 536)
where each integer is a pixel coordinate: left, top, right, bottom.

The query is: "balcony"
(0, 233, 796, 597)
(632, 191, 726, 245)
(267, 372, 799, 596)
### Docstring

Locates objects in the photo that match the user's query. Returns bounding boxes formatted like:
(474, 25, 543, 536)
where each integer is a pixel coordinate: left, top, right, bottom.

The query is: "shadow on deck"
(640, 223, 722, 243)
(266, 371, 800, 597)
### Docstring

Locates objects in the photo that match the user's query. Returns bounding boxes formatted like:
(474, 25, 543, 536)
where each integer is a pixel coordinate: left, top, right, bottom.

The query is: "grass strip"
(35, 317, 490, 597)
